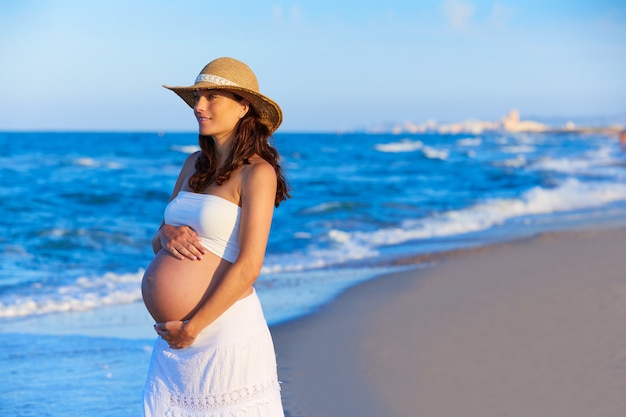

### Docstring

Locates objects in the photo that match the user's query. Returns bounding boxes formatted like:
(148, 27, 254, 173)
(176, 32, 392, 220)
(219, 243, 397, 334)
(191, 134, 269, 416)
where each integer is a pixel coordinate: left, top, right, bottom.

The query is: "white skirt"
(143, 290, 284, 417)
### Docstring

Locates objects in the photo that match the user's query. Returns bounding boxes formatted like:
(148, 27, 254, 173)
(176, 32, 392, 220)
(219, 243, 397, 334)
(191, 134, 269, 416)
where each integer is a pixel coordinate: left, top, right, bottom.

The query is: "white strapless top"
(164, 191, 241, 263)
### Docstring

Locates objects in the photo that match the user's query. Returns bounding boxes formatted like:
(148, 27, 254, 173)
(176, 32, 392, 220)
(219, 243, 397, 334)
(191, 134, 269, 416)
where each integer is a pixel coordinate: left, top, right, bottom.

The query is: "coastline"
(272, 222, 626, 417)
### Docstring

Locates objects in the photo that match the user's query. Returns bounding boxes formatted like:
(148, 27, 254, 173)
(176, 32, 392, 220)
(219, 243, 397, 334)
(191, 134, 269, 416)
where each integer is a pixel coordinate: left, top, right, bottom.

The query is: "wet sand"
(273, 227, 626, 417)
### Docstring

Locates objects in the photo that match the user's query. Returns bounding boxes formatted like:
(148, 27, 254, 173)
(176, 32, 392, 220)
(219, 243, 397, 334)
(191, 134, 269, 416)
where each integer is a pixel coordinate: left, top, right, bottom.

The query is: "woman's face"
(193, 90, 249, 140)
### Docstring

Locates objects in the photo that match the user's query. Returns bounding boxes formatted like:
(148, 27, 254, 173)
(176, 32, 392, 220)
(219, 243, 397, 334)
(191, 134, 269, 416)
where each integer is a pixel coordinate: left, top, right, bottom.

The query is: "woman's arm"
(152, 151, 207, 260)
(156, 160, 277, 348)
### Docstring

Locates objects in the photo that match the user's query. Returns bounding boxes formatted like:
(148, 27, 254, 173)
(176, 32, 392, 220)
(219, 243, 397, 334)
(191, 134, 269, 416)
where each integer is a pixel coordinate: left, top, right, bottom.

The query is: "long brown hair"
(188, 106, 290, 207)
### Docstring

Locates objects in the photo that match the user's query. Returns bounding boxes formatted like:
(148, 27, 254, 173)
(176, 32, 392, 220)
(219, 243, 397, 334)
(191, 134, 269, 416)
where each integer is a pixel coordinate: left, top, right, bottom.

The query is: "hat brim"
(163, 82, 283, 134)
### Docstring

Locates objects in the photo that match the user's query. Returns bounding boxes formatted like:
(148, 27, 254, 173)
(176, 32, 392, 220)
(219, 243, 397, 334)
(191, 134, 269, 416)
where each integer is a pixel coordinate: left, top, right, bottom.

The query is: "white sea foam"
(350, 179, 626, 246)
(531, 144, 619, 175)
(171, 145, 201, 154)
(586, 144, 614, 160)
(74, 157, 99, 167)
(422, 146, 449, 160)
(496, 155, 527, 168)
(495, 136, 509, 145)
(74, 158, 122, 169)
(456, 137, 482, 146)
(532, 157, 592, 173)
(500, 145, 536, 154)
(0, 270, 144, 319)
(514, 134, 544, 145)
(105, 162, 123, 169)
(261, 239, 380, 274)
(302, 201, 344, 214)
(375, 139, 423, 153)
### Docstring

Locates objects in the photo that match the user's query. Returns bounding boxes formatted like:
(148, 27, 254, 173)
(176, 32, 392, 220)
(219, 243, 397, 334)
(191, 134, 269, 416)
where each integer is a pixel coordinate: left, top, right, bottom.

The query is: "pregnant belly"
(141, 250, 229, 323)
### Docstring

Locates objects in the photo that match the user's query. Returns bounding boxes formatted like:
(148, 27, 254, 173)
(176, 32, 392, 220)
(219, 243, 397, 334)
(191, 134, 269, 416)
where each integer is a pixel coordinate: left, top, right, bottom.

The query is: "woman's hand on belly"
(155, 320, 197, 349)
(142, 250, 229, 323)
(158, 224, 207, 260)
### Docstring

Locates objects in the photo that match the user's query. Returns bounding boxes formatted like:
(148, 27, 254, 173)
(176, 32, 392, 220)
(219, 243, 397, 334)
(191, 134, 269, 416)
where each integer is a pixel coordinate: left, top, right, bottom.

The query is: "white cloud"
(443, 0, 476, 30)
(272, 4, 302, 26)
(489, 2, 514, 29)
(273, 5, 283, 23)
(290, 5, 302, 25)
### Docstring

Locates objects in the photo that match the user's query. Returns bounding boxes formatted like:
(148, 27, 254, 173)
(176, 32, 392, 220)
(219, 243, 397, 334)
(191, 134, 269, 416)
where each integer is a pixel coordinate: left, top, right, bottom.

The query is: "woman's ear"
(238, 100, 250, 119)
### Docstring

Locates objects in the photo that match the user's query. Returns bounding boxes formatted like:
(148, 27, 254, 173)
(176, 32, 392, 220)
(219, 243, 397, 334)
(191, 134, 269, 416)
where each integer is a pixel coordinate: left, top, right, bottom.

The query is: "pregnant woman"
(141, 57, 289, 416)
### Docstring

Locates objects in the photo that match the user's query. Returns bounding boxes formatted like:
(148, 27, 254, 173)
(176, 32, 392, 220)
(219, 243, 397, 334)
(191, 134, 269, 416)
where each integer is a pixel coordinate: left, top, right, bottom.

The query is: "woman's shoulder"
(186, 150, 201, 163)
(241, 156, 277, 186)
(180, 151, 200, 171)
(245, 155, 275, 173)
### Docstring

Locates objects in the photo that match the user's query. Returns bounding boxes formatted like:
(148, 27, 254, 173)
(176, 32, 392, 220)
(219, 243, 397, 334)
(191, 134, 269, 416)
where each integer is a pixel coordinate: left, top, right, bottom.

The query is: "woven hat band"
(195, 74, 239, 87)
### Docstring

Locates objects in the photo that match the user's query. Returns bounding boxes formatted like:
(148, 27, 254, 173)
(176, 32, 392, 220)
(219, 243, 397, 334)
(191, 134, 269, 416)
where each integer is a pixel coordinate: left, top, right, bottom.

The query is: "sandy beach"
(273, 225, 626, 417)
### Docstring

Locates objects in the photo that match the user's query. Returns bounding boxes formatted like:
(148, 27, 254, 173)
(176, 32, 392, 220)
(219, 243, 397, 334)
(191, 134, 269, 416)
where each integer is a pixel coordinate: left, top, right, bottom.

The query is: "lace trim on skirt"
(167, 380, 281, 415)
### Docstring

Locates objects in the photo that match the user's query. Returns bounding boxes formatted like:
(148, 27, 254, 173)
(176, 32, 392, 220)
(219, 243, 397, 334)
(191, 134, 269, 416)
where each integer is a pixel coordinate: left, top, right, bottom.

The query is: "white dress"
(143, 289, 284, 416)
(143, 191, 284, 416)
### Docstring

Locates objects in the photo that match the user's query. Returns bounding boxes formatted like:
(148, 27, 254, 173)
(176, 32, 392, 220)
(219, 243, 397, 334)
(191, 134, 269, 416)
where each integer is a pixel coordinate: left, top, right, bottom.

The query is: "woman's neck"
(213, 135, 234, 167)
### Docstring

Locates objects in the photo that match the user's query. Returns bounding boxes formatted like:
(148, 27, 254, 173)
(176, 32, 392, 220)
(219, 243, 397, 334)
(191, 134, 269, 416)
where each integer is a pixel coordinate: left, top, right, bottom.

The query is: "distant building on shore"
(501, 110, 547, 133)
(383, 109, 623, 136)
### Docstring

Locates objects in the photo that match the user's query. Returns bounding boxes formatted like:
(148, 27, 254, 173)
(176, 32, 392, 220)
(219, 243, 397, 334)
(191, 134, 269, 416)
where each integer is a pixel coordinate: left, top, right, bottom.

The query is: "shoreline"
(2, 215, 625, 339)
(272, 223, 626, 417)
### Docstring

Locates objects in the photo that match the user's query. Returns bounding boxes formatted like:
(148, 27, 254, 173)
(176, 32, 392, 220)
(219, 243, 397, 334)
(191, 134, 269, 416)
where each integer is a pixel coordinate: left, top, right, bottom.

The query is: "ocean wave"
(422, 146, 449, 160)
(531, 144, 621, 175)
(261, 238, 379, 274)
(171, 145, 200, 154)
(350, 179, 626, 246)
(495, 136, 509, 145)
(262, 178, 626, 274)
(456, 137, 482, 146)
(0, 270, 144, 319)
(301, 201, 365, 214)
(532, 157, 592, 173)
(495, 155, 527, 168)
(375, 139, 423, 153)
(74, 157, 99, 167)
(302, 201, 346, 214)
(73, 157, 123, 169)
(500, 145, 536, 154)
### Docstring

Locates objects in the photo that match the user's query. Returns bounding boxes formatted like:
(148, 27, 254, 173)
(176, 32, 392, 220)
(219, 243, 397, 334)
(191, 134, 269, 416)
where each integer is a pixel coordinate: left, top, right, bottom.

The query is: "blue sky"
(1, 0, 624, 132)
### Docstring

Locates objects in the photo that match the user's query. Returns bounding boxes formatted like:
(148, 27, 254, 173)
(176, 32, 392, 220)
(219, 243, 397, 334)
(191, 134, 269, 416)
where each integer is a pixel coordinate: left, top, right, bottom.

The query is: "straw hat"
(163, 57, 283, 133)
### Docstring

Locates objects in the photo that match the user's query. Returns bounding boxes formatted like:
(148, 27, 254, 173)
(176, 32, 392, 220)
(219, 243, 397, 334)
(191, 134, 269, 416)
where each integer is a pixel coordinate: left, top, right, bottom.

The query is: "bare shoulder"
(183, 151, 200, 169)
(241, 157, 277, 191)
(180, 151, 200, 176)
(243, 157, 276, 180)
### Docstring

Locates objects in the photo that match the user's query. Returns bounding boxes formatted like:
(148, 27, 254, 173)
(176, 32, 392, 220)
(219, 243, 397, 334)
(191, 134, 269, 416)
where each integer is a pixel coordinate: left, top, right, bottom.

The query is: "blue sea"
(2, 130, 626, 415)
